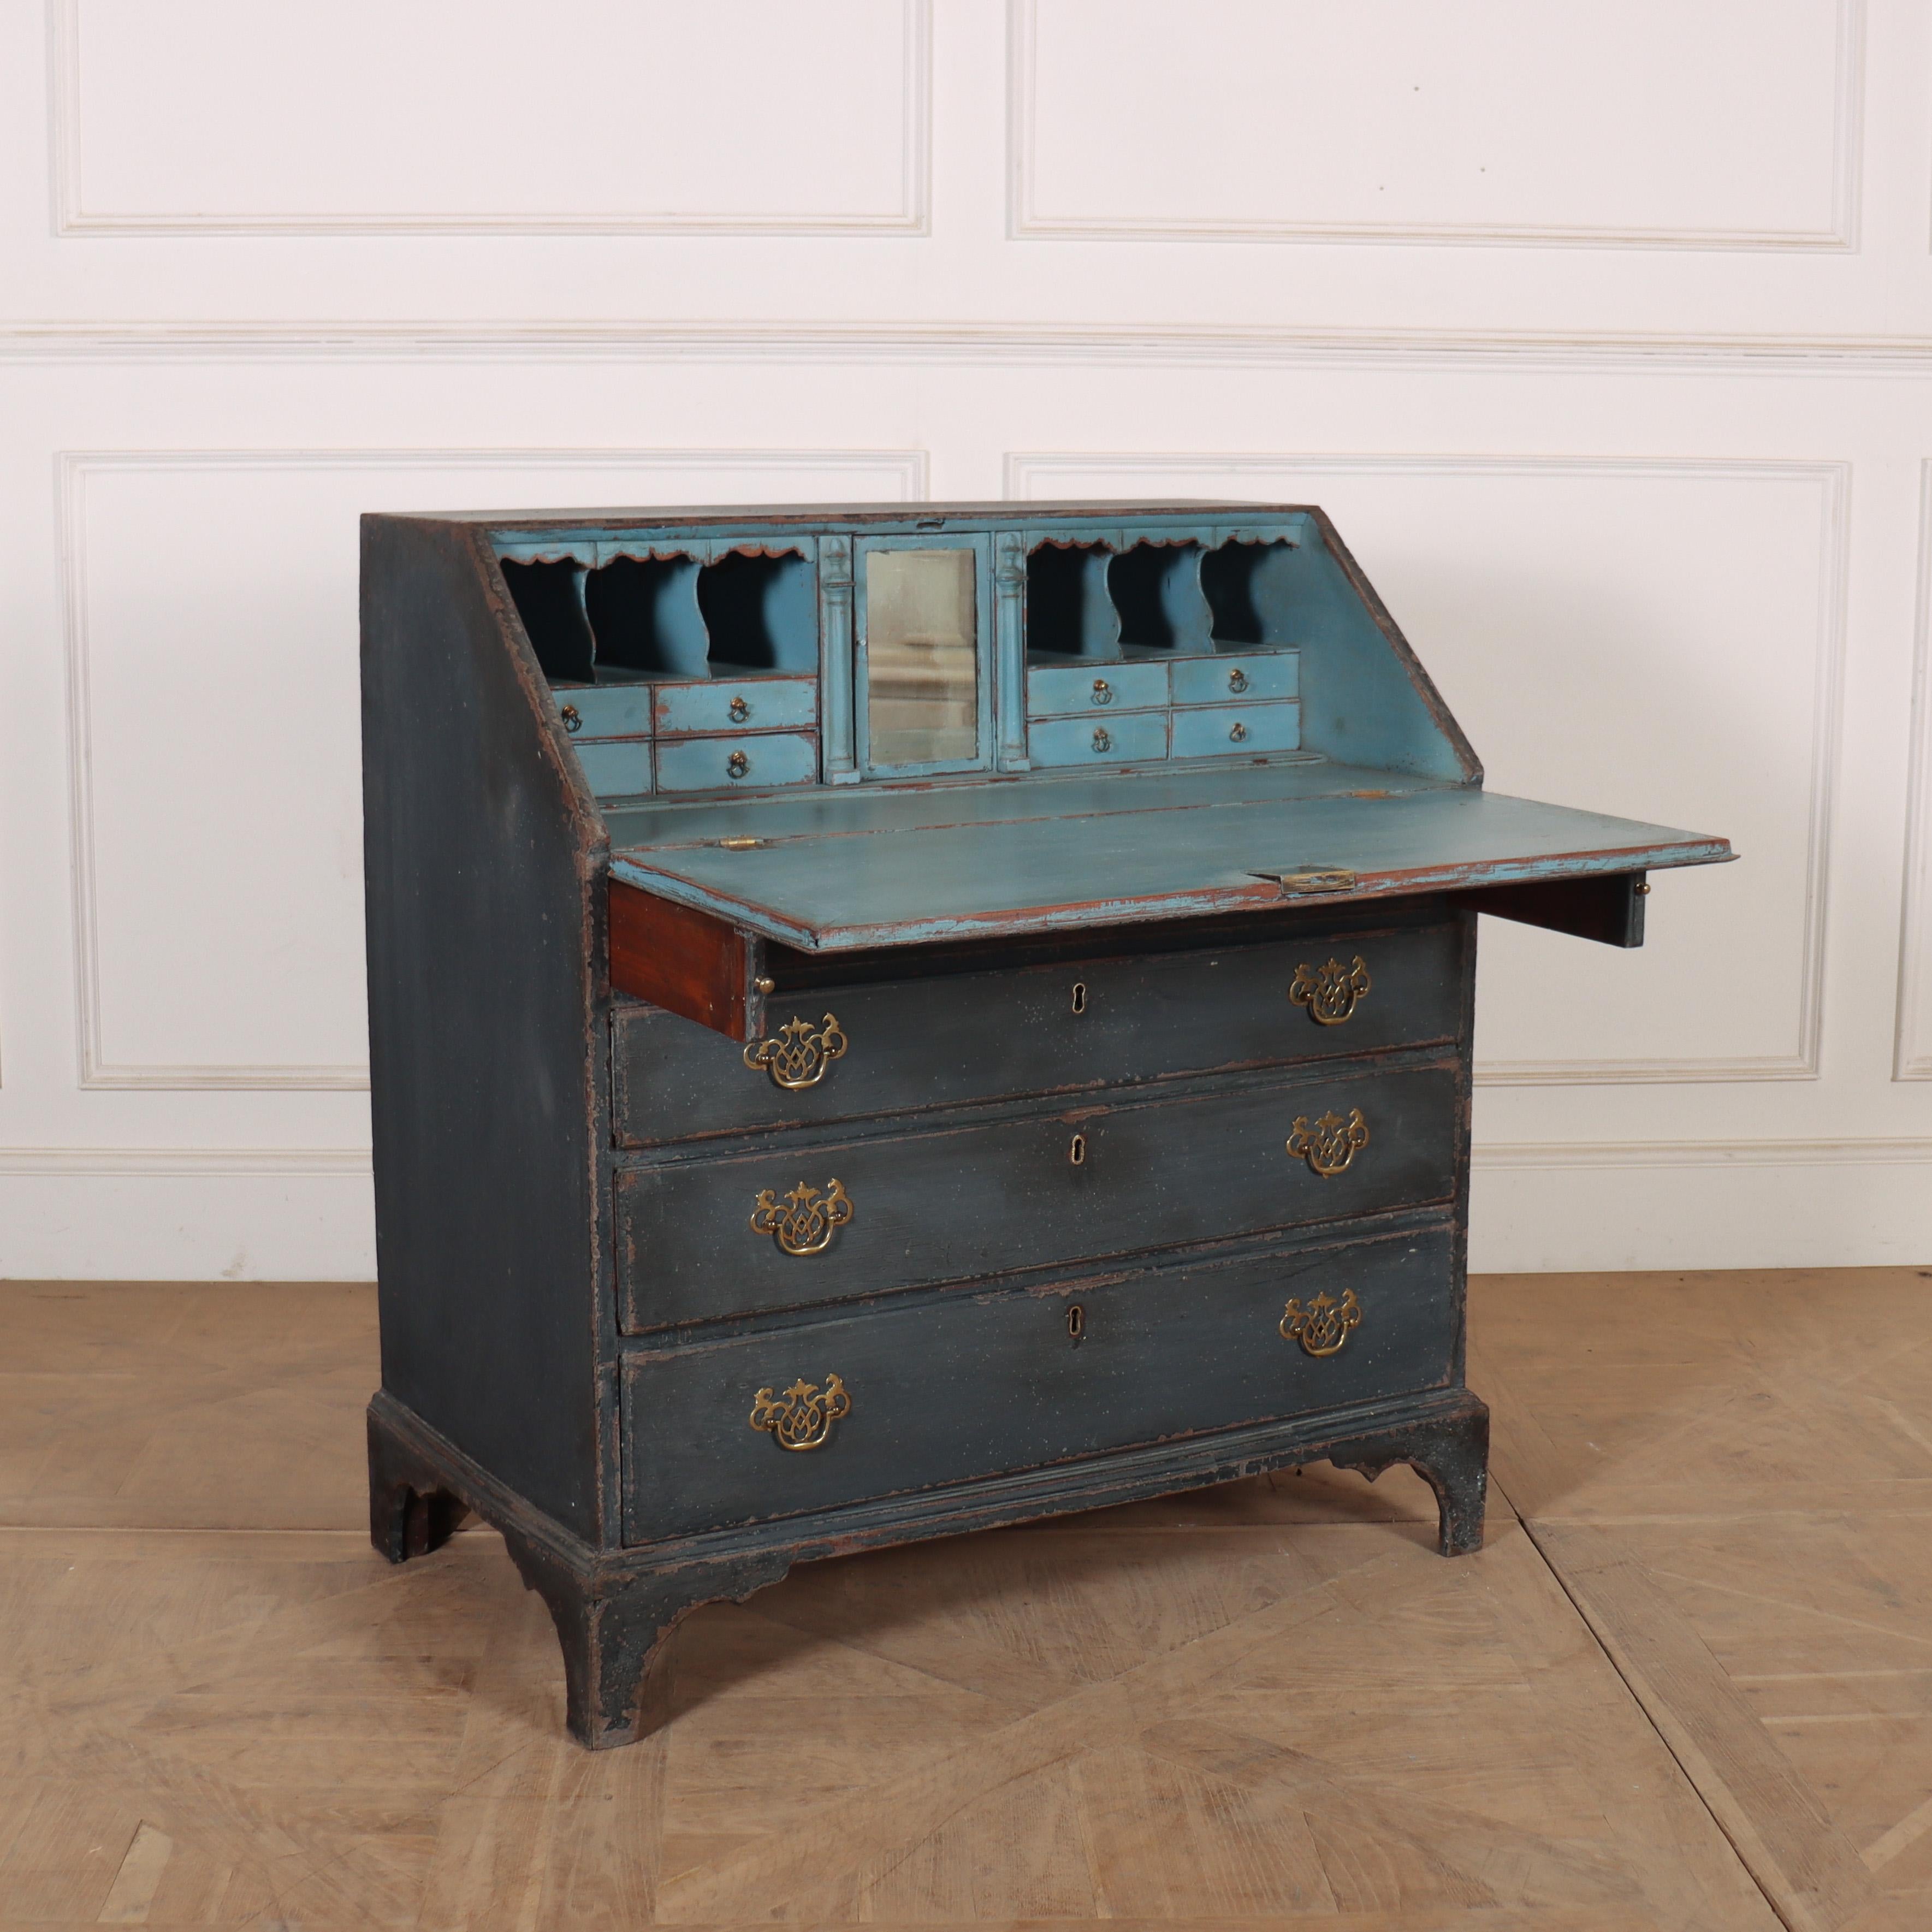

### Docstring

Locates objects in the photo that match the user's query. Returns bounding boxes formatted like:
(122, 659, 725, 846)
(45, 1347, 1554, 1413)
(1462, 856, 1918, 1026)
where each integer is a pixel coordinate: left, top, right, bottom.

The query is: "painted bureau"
(359, 501, 1732, 1748)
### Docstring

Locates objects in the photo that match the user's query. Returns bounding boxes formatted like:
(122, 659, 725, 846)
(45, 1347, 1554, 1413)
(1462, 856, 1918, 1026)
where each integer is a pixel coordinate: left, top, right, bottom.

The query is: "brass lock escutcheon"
(748, 1373, 851, 1451)
(750, 1178, 854, 1255)
(1287, 1107, 1370, 1178)
(1281, 1288, 1361, 1358)
(1289, 954, 1371, 1026)
(743, 1013, 848, 1090)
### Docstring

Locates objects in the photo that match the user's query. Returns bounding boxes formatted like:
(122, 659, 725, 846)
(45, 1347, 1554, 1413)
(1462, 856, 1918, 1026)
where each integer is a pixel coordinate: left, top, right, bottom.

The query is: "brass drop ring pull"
(748, 1373, 850, 1451)
(750, 1178, 853, 1255)
(743, 1014, 848, 1089)
(1282, 1288, 1361, 1357)
(1289, 955, 1371, 1026)
(1092, 727, 1112, 753)
(1092, 678, 1113, 706)
(1288, 1107, 1370, 1178)
(726, 750, 750, 779)
(728, 695, 751, 722)
(1228, 668, 1249, 694)
(1229, 721, 1248, 743)
(560, 703, 582, 734)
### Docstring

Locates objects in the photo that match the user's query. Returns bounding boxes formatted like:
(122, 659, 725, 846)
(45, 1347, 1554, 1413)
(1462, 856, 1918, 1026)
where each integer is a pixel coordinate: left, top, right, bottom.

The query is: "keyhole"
(1071, 981, 1088, 1015)
(1067, 1303, 1085, 1341)
(1069, 1133, 1087, 1166)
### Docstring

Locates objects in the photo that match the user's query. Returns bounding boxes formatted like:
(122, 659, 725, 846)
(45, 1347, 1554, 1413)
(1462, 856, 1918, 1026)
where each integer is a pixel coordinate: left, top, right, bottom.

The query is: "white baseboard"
(1470, 1158, 1932, 1273)
(1, 1147, 1924, 1281)
(0, 1166, 376, 1281)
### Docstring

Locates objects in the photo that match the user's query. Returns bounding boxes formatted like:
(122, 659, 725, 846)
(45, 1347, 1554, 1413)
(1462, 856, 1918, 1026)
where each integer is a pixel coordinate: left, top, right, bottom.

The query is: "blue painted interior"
(1025, 544, 1122, 661)
(1110, 543, 1214, 654)
(584, 556, 707, 679)
(490, 505, 1477, 806)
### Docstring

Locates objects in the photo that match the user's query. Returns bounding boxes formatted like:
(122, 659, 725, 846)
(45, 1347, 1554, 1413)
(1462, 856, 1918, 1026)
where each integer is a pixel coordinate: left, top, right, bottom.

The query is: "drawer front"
(654, 675, 818, 737)
(1027, 661, 1170, 718)
(1029, 710, 1170, 768)
(613, 923, 1464, 1148)
(654, 732, 819, 794)
(574, 738, 655, 797)
(1170, 651, 1299, 707)
(623, 1220, 1457, 1540)
(556, 685, 654, 739)
(615, 1059, 1459, 1332)
(1171, 699, 1301, 760)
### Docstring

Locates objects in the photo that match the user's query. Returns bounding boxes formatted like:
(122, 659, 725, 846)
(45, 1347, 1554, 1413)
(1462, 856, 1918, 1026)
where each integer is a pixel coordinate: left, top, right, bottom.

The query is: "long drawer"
(623, 1219, 1457, 1541)
(615, 1058, 1459, 1332)
(612, 920, 1465, 1148)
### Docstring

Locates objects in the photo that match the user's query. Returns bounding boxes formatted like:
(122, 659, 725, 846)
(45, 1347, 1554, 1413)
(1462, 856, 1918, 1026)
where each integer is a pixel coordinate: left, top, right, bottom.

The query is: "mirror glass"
(865, 549, 978, 766)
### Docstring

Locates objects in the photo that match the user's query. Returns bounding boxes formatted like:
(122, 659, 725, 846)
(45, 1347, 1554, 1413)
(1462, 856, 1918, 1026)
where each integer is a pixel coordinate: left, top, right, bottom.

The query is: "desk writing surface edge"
(606, 789, 1733, 953)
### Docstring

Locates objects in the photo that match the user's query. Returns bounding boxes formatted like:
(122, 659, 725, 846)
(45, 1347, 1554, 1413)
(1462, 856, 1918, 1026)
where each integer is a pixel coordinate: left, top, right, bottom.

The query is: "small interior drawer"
(621, 1218, 1457, 1540)
(654, 675, 818, 738)
(1029, 710, 1170, 767)
(1171, 699, 1301, 760)
(1027, 661, 1169, 718)
(573, 739, 655, 797)
(555, 685, 653, 740)
(654, 732, 819, 794)
(1170, 650, 1299, 707)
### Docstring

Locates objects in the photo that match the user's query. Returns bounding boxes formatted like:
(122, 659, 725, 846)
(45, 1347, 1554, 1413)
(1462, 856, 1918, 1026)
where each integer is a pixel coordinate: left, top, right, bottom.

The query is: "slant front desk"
(360, 502, 1732, 1748)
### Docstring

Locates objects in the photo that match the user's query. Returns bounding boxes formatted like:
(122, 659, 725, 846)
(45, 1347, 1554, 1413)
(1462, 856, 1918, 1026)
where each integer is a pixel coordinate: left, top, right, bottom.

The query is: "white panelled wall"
(1, 0, 1928, 1277)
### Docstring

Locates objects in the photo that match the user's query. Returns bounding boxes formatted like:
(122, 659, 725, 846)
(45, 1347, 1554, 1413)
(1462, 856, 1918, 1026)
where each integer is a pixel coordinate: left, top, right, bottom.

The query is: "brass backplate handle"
(748, 1373, 851, 1451)
(1287, 1107, 1370, 1178)
(1289, 955, 1371, 1026)
(744, 1013, 849, 1089)
(750, 1178, 854, 1255)
(1281, 1288, 1361, 1357)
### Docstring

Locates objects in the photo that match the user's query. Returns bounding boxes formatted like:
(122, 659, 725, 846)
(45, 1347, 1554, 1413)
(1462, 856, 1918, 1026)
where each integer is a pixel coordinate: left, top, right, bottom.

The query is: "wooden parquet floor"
(2, 1270, 1930, 1930)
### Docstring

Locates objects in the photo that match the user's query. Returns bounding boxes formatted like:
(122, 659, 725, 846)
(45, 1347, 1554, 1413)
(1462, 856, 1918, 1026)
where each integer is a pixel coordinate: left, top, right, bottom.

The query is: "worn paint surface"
(609, 780, 1729, 951)
(360, 499, 1718, 1751)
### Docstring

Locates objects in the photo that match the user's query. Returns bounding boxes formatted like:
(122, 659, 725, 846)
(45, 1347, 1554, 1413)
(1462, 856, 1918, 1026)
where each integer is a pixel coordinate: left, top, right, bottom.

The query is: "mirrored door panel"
(855, 537, 994, 778)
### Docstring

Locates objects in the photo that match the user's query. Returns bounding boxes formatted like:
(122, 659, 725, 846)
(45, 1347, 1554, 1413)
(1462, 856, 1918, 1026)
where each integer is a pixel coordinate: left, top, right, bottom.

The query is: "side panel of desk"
(361, 518, 611, 1543)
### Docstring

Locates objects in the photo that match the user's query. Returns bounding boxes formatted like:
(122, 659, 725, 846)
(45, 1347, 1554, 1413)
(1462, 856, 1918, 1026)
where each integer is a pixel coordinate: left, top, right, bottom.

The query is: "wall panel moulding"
(1008, 0, 1863, 250)
(50, 0, 931, 236)
(11, 324, 1932, 375)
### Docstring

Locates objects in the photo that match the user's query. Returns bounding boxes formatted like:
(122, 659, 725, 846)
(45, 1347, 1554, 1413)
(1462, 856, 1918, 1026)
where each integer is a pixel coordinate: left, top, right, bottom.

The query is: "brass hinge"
(1251, 867, 1358, 896)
